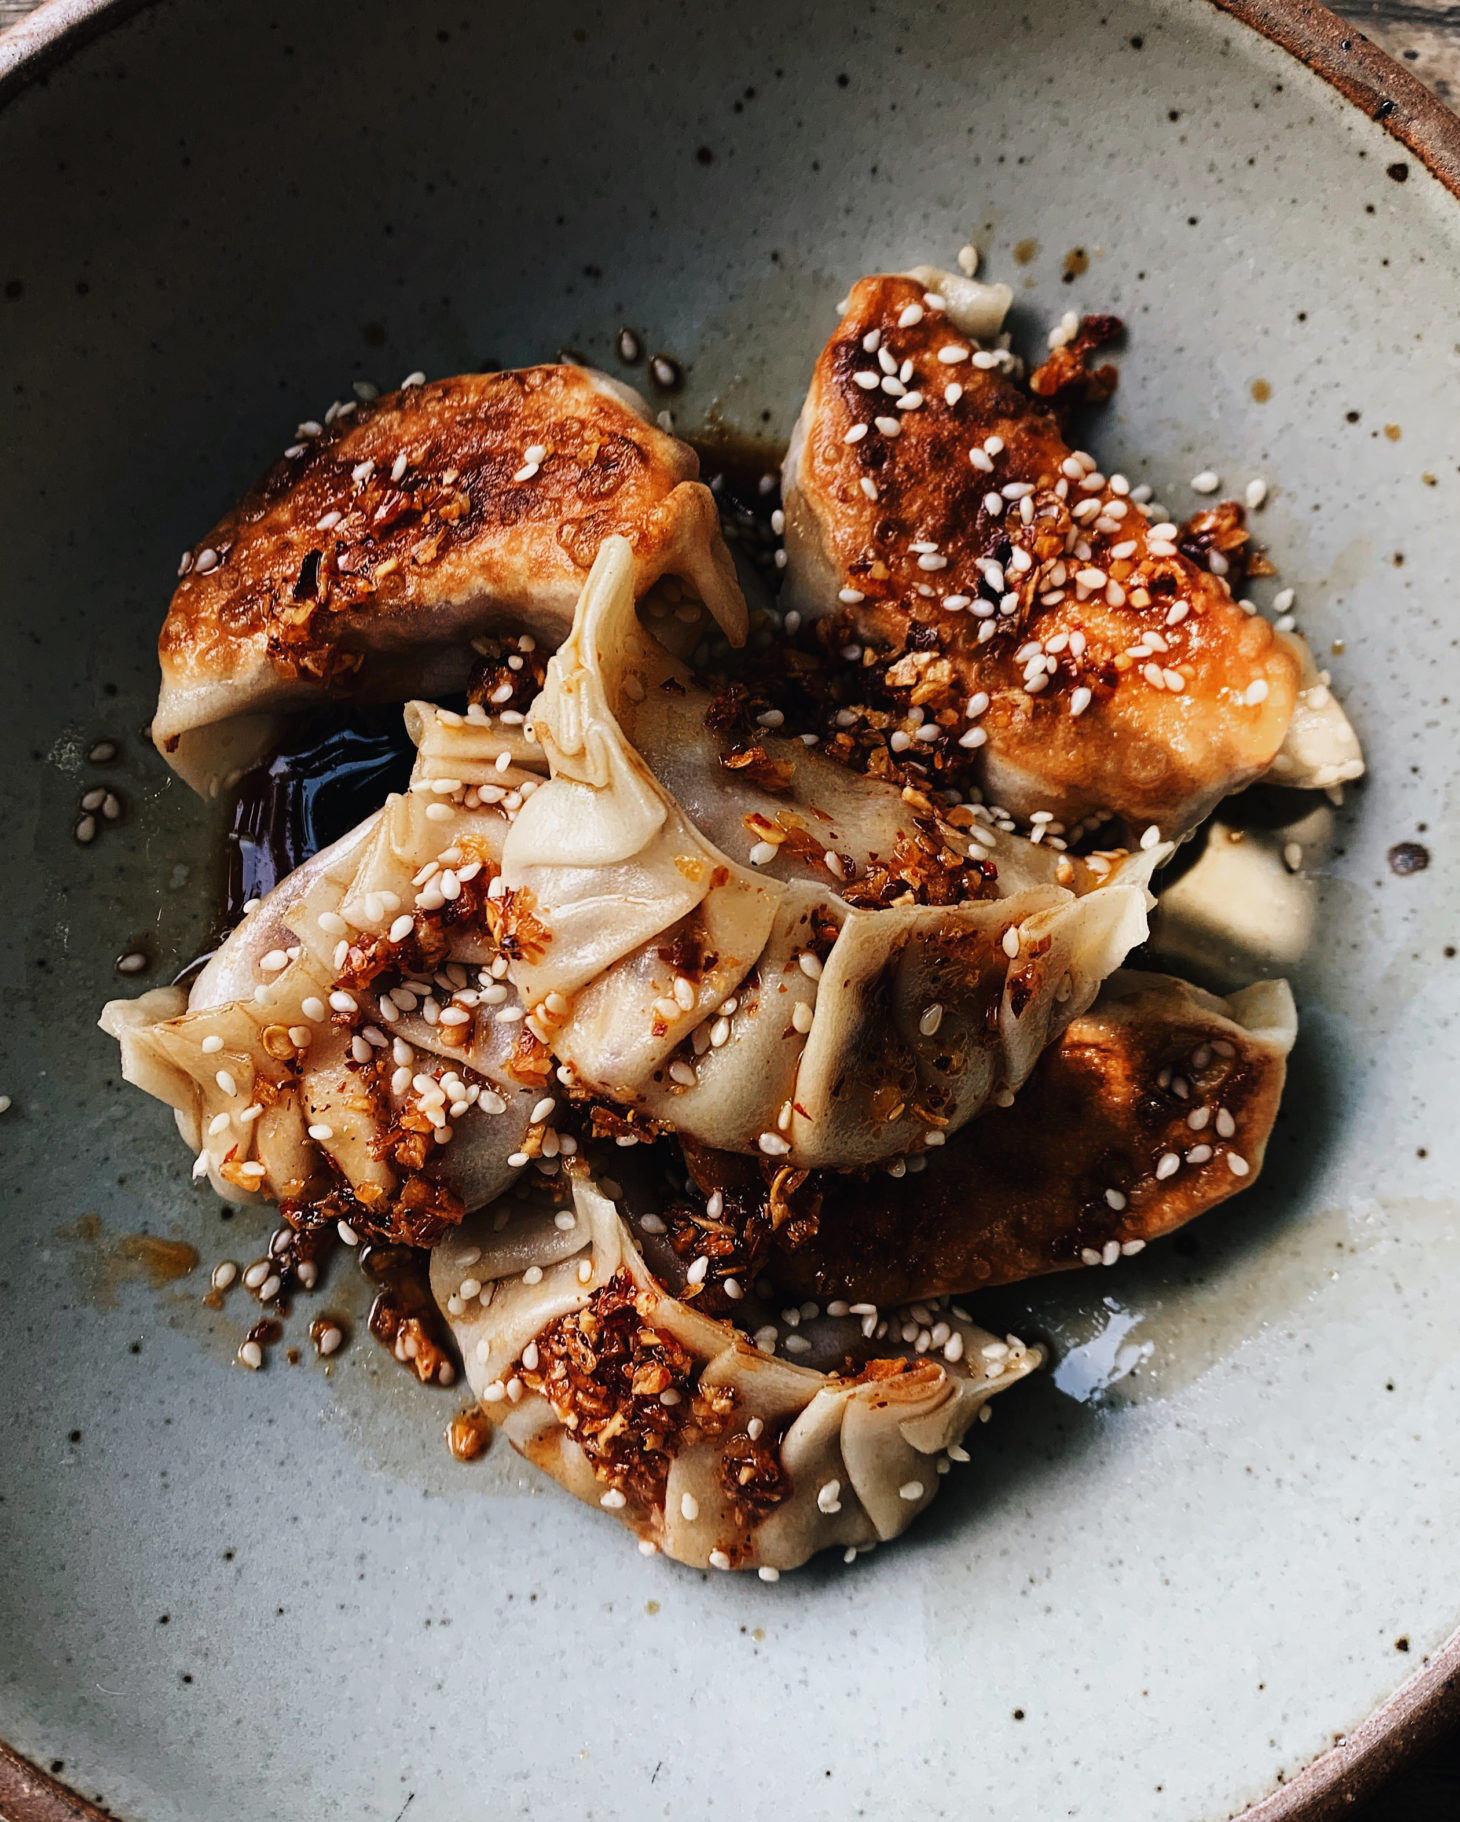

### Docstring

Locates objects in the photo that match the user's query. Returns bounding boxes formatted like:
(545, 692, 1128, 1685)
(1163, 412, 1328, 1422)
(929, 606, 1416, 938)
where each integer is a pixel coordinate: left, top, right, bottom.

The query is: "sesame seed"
(853, 370, 879, 390)
(898, 303, 924, 327)
(1155, 1151, 1180, 1180)
(1140, 825, 1162, 851)
(1105, 1188, 1128, 1211)
(214, 1069, 239, 1098)
(238, 1341, 263, 1371)
(1001, 926, 1020, 959)
(1191, 470, 1220, 494)
(937, 345, 970, 365)
(1227, 1153, 1250, 1177)
(758, 1132, 790, 1156)
(898, 1481, 924, 1502)
(797, 951, 823, 981)
(874, 415, 902, 437)
(919, 1003, 944, 1037)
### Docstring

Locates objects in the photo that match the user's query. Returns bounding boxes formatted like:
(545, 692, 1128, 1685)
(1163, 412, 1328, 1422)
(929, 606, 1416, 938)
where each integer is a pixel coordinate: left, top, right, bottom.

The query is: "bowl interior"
(2, 1, 1459, 1817)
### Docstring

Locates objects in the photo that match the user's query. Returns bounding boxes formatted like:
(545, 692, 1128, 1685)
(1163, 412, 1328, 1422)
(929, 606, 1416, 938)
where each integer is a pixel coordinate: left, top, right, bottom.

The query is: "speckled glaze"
(1, 2, 1458, 1818)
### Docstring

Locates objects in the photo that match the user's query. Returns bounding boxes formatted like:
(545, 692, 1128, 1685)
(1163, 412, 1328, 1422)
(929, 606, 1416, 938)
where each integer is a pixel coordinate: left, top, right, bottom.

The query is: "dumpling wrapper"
(430, 1169, 1041, 1572)
(154, 365, 746, 796)
(100, 748, 550, 1233)
(501, 534, 1162, 1167)
(780, 269, 1362, 837)
(678, 970, 1297, 1307)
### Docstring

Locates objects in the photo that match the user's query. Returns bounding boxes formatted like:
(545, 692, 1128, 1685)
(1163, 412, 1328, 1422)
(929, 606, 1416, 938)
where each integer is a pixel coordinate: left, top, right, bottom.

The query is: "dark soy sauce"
(223, 709, 418, 921)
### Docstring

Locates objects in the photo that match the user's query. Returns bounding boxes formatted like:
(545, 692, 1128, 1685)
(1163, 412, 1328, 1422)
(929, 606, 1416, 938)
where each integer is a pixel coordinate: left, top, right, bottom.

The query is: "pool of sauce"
(223, 708, 418, 922)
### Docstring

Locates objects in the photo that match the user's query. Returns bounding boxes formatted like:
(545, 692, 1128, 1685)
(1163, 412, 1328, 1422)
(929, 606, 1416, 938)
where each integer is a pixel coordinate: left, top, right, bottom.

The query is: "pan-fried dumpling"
(500, 535, 1163, 1168)
(100, 740, 554, 1241)
(780, 270, 1361, 837)
(671, 970, 1296, 1309)
(430, 1168, 1041, 1572)
(154, 365, 746, 795)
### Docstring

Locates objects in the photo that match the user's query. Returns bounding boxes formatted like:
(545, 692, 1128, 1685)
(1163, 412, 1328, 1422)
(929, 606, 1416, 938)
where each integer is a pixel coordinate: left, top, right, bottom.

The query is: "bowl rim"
(0, 0, 1457, 1817)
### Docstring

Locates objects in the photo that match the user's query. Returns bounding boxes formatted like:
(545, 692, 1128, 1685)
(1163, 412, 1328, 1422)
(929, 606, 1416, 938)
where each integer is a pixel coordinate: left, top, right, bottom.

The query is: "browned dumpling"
(153, 366, 744, 794)
(781, 272, 1308, 838)
(666, 970, 1295, 1309)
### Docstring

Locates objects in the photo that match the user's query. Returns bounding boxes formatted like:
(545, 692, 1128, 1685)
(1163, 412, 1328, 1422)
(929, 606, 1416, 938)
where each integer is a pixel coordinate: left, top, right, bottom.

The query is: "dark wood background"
(0, 0, 1455, 1816)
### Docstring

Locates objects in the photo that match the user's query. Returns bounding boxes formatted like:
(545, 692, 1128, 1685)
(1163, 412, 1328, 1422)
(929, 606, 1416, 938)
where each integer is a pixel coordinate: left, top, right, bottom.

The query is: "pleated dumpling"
(153, 365, 746, 796)
(100, 738, 554, 1242)
(430, 1169, 1041, 1572)
(499, 535, 1162, 1167)
(683, 969, 1298, 1309)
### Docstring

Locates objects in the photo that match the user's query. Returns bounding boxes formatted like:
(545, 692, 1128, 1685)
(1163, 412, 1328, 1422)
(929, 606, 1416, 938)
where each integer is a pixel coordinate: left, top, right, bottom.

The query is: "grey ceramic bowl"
(3, 1, 1459, 1817)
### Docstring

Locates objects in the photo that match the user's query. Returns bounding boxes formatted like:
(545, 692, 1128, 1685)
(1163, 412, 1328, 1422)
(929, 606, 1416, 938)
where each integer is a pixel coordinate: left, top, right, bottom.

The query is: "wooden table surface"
(0, 0, 1457, 1817)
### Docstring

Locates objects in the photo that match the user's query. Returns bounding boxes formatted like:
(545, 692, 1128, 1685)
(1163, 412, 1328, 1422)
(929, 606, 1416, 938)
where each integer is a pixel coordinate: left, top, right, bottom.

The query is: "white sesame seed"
(1105, 1188, 1128, 1211)
(1140, 824, 1162, 851)
(1191, 470, 1220, 494)
(758, 1131, 790, 1156)
(238, 1341, 263, 1371)
(898, 1481, 924, 1502)
(1155, 1151, 1180, 1180)
(1227, 1152, 1250, 1177)
(1001, 926, 1020, 959)
(898, 303, 923, 327)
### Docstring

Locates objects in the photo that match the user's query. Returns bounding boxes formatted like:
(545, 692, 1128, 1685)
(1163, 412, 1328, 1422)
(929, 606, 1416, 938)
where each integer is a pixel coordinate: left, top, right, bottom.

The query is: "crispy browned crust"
(154, 366, 742, 771)
(683, 973, 1290, 1306)
(783, 275, 1301, 835)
